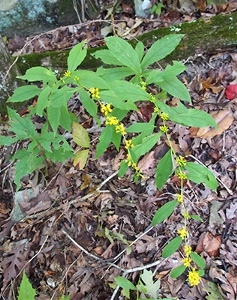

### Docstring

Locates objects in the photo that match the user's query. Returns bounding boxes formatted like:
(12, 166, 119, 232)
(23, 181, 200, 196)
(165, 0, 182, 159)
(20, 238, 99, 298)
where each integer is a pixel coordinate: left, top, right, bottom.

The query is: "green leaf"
(49, 86, 75, 108)
(107, 80, 151, 102)
(135, 41, 144, 62)
(18, 66, 57, 83)
(152, 200, 178, 226)
(132, 132, 162, 161)
(92, 49, 124, 66)
(126, 122, 155, 133)
(73, 70, 110, 89)
(7, 108, 37, 139)
(118, 161, 129, 177)
(162, 236, 182, 258)
(73, 149, 89, 170)
(115, 276, 136, 290)
(141, 34, 184, 69)
(159, 76, 191, 102)
(47, 104, 60, 134)
(170, 264, 186, 278)
(78, 88, 99, 123)
(18, 271, 37, 300)
(96, 126, 114, 158)
(96, 66, 134, 81)
(36, 86, 51, 116)
(59, 104, 73, 131)
(72, 122, 90, 148)
(13, 148, 45, 190)
(7, 85, 40, 103)
(105, 36, 141, 74)
(67, 41, 87, 71)
(185, 162, 218, 190)
(190, 214, 203, 222)
(156, 149, 173, 190)
(156, 101, 217, 128)
(0, 136, 17, 146)
(190, 252, 206, 269)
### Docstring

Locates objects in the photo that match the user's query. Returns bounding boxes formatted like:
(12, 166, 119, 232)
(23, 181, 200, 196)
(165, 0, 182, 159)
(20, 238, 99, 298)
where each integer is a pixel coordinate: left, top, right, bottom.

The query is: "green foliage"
(2, 35, 219, 295)
(114, 270, 177, 300)
(18, 271, 36, 300)
(17, 270, 70, 300)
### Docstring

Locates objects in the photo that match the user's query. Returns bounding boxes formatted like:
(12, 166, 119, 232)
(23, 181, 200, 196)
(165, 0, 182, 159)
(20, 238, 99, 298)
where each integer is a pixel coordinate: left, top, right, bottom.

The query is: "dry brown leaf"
(196, 109, 234, 138)
(202, 232, 221, 257)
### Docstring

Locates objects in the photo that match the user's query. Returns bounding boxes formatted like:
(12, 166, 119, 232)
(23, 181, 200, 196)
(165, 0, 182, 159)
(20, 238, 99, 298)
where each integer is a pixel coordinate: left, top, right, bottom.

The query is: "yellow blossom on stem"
(125, 139, 134, 149)
(101, 104, 112, 116)
(150, 94, 156, 103)
(177, 156, 187, 167)
(89, 87, 100, 99)
(178, 227, 188, 240)
(183, 211, 191, 219)
(182, 257, 192, 268)
(188, 268, 201, 286)
(160, 112, 169, 121)
(160, 125, 168, 133)
(176, 171, 188, 180)
(154, 107, 160, 113)
(176, 193, 183, 203)
(64, 70, 71, 77)
(116, 124, 126, 135)
(105, 116, 119, 126)
(183, 245, 192, 256)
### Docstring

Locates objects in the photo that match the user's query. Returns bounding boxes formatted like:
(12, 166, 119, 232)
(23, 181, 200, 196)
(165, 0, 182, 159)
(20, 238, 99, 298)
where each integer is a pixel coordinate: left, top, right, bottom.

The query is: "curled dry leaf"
(196, 109, 234, 138)
(203, 232, 221, 257)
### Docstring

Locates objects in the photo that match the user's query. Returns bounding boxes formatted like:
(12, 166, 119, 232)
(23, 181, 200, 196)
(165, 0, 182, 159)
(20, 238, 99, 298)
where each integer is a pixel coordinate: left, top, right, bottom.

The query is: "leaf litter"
(1, 2, 237, 299)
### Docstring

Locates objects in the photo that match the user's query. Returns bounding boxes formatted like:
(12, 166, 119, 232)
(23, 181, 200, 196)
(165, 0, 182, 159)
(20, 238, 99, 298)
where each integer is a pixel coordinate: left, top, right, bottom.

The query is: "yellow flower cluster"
(160, 125, 168, 133)
(182, 257, 192, 268)
(176, 193, 183, 203)
(101, 104, 113, 116)
(89, 87, 100, 99)
(116, 124, 126, 136)
(178, 227, 188, 240)
(176, 170, 188, 180)
(183, 245, 192, 256)
(160, 112, 169, 121)
(105, 116, 119, 126)
(125, 139, 134, 150)
(126, 154, 144, 179)
(64, 70, 71, 77)
(177, 156, 187, 167)
(188, 268, 201, 286)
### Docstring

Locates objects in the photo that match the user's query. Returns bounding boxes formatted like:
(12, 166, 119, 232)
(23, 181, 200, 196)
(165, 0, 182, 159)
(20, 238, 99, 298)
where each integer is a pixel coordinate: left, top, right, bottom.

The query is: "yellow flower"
(177, 156, 187, 167)
(176, 193, 183, 203)
(160, 112, 169, 121)
(125, 139, 134, 149)
(183, 245, 192, 256)
(160, 125, 168, 133)
(64, 70, 71, 77)
(178, 227, 188, 240)
(105, 116, 119, 126)
(188, 268, 201, 286)
(182, 257, 192, 268)
(101, 104, 112, 116)
(150, 94, 156, 103)
(89, 87, 100, 99)
(116, 124, 126, 136)
(73, 76, 80, 82)
(183, 211, 191, 219)
(176, 171, 188, 180)
(154, 107, 160, 113)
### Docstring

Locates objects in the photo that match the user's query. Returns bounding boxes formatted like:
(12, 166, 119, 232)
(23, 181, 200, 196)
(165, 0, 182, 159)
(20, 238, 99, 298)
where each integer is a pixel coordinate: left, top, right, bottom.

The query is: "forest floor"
(1, 1, 237, 299)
